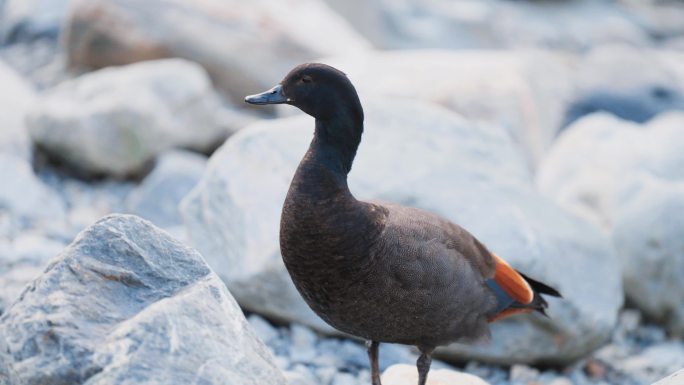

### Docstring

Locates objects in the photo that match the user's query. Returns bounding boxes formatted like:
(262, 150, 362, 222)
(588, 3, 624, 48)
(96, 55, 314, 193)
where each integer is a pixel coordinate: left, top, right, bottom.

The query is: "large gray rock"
(0, 61, 35, 161)
(27, 59, 229, 177)
(64, 0, 370, 102)
(126, 150, 207, 230)
(322, 50, 574, 166)
(0, 214, 286, 385)
(181, 99, 622, 365)
(538, 112, 684, 335)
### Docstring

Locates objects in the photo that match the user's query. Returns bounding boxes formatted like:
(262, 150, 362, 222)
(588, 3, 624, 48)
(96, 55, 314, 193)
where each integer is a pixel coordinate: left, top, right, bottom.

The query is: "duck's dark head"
(245, 63, 363, 123)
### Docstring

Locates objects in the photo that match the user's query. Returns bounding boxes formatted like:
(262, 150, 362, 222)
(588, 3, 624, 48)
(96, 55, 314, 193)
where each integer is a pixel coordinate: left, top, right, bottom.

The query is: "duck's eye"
(301, 76, 312, 83)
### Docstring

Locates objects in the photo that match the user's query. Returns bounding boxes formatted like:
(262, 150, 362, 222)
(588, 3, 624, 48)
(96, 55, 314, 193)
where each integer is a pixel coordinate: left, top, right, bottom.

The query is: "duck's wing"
(372, 202, 559, 321)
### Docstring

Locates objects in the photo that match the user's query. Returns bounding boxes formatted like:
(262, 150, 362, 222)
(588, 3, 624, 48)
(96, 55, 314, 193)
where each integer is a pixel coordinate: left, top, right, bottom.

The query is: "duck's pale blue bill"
(245, 84, 287, 105)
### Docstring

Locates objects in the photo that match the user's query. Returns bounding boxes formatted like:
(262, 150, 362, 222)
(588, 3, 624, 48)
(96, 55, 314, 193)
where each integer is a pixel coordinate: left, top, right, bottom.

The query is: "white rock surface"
(323, 50, 574, 165)
(27, 59, 228, 177)
(538, 112, 684, 335)
(126, 150, 207, 229)
(613, 180, 684, 335)
(0, 61, 36, 161)
(381, 364, 490, 385)
(0, 214, 286, 385)
(0, 153, 65, 222)
(64, 0, 371, 101)
(537, 112, 684, 229)
(182, 99, 622, 365)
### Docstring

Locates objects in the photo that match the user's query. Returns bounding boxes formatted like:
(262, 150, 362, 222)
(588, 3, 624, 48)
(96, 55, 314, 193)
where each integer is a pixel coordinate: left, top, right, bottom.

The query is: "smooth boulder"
(538, 112, 684, 335)
(537, 112, 684, 229)
(0, 214, 286, 385)
(64, 0, 370, 101)
(613, 180, 684, 335)
(27, 59, 229, 177)
(182, 99, 622, 365)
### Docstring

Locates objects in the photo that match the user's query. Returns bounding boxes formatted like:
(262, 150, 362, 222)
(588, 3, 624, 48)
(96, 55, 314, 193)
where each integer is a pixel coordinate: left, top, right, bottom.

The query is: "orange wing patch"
(492, 253, 534, 305)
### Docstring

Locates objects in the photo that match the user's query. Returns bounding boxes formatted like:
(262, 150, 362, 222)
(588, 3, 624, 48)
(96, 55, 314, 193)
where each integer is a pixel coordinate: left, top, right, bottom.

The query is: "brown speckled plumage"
(245, 63, 561, 385)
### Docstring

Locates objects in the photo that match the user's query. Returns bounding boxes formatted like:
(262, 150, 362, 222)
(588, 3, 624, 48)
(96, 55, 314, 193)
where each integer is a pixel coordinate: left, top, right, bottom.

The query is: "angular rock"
(381, 364, 490, 385)
(537, 112, 684, 229)
(63, 0, 370, 101)
(0, 153, 65, 222)
(0, 214, 286, 385)
(182, 99, 622, 365)
(27, 59, 229, 177)
(323, 50, 574, 165)
(0, 0, 71, 43)
(0, 61, 36, 161)
(126, 150, 207, 229)
(614, 180, 684, 335)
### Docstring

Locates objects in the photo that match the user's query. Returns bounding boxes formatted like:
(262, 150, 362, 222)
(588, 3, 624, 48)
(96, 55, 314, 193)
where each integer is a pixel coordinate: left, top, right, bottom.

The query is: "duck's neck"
(282, 112, 384, 257)
(310, 114, 363, 177)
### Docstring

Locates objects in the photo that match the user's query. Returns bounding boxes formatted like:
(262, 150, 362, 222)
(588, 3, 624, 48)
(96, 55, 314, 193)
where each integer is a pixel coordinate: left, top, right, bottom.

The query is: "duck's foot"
(366, 340, 381, 385)
(416, 346, 434, 385)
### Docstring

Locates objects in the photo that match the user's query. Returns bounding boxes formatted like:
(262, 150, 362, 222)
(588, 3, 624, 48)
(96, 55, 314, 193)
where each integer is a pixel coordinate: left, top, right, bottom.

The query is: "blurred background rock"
(0, 1, 683, 385)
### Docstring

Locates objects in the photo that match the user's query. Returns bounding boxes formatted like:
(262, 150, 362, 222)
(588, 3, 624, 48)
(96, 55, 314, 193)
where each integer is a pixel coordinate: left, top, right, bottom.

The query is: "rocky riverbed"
(1, 0, 684, 384)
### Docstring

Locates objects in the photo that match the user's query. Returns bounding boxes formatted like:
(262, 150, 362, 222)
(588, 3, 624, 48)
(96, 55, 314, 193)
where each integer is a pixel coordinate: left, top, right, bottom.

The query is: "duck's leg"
(366, 340, 382, 385)
(416, 346, 434, 385)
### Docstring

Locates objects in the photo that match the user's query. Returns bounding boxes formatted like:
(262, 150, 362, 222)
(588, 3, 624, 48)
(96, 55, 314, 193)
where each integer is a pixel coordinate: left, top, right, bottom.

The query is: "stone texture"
(63, 0, 370, 101)
(27, 59, 229, 177)
(126, 150, 207, 229)
(0, 61, 36, 161)
(381, 364, 490, 385)
(0, 214, 286, 385)
(537, 112, 684, 229)
(182, 99, 622, 365)
(322, 49, 574, 166)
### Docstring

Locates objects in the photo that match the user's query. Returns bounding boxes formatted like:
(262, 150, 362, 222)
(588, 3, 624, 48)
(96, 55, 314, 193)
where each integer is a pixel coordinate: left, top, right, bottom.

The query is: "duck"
(245, 63, 561, 385)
